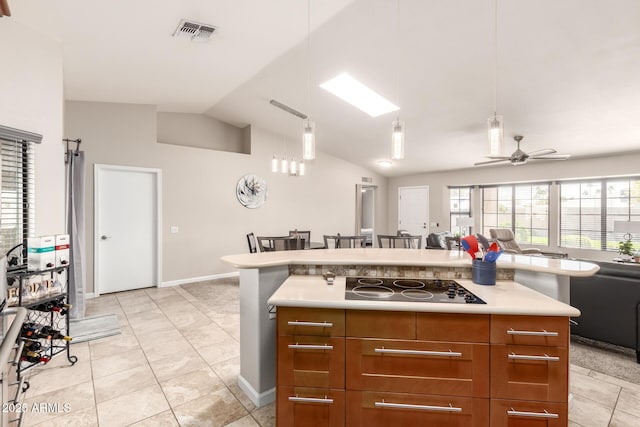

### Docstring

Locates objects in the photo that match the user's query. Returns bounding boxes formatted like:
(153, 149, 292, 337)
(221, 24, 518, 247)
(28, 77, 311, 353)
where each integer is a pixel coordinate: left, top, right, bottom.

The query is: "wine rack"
(7, 265, 78, 381)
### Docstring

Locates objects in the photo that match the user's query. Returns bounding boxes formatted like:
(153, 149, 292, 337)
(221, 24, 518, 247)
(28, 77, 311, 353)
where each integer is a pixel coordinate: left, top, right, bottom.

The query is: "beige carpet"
(570, 335, 640, 385)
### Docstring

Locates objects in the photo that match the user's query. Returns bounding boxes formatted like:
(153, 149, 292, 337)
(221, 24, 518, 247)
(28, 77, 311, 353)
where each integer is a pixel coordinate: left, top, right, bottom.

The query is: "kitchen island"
(270, 275, 579, 426)
(220, 248, 598, 408)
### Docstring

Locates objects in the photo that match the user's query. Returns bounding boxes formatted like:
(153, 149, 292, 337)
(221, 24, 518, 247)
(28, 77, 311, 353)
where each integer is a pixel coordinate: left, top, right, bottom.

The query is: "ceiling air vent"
(173, 19, 216, 42)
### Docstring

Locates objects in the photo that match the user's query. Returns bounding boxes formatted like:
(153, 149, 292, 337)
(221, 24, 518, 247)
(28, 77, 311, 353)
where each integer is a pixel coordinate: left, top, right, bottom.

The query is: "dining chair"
(257, 236, 306, 252)
(289, 230, 311, 247)
(246, 233, 257, 253)
(322, 234, 366, 249)
(377, 234, 422, 249)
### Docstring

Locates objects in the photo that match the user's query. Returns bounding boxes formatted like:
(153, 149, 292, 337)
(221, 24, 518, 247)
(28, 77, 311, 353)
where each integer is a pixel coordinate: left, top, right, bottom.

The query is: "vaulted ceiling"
(12, 0, 640, 176)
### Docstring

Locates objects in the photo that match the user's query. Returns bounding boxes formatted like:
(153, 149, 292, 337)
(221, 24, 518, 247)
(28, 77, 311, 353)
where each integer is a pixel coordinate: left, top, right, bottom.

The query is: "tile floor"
(16, 277, 640, 426)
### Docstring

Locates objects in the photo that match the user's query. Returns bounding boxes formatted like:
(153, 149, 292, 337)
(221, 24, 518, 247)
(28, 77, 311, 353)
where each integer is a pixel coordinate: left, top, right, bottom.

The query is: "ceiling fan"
(474, 135, 571, 166)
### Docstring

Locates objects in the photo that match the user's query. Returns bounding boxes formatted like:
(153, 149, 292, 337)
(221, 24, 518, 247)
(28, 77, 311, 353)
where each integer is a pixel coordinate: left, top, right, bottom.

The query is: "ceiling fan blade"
(529, 154, 571, 160)
(485, 156, 511, 160)
(474, 158, 510, 166)
(526, 148, 556, 157)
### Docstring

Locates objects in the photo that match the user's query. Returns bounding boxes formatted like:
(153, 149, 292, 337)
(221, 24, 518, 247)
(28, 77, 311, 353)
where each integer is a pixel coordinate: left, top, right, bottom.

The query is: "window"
(560, 178, 640, 250)
(482, 183, 549, 245)
(449, 187, 471, 235)
(1, 139, 35, 259)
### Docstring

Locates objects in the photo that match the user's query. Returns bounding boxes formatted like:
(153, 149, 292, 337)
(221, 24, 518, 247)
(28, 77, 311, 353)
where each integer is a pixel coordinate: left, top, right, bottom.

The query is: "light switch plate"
(170, 226, 179, 234)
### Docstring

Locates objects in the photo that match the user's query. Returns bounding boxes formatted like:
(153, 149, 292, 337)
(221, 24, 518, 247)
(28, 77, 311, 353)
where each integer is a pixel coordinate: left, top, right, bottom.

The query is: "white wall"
(388, 152, 640, 261)
(65, 101, 388, 292)
(0, 20, 65, 237)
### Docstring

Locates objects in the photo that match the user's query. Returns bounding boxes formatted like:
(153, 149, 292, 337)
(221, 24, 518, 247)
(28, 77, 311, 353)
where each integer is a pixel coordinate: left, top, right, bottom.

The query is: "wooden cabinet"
(490, 399, 568, 427)
(277, 386, 345, 427)
(346, 338, 489, 397)
(278, 335, 345, 389)
(277, 308, 345, 427)
(346, 391, 489, 427)
(275, 308, 570, 426)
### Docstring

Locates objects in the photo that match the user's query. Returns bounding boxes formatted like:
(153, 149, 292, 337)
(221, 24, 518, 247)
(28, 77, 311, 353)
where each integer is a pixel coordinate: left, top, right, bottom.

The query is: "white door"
(398, 186, 429, 242)
(95, 165, 162, 295)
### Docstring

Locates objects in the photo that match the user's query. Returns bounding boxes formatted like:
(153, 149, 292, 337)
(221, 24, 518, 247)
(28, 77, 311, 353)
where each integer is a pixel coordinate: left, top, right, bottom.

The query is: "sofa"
(570, 260, 640, 363)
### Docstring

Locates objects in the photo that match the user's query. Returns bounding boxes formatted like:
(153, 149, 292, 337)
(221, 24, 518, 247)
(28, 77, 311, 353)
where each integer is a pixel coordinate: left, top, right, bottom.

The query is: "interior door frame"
(94, 164, 163, 297)
(398, 185, 430, 235)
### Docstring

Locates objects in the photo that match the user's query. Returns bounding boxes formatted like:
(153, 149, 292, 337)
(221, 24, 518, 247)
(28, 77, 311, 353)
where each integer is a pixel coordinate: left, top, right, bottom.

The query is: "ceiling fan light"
(391, 119, 405, 160)
(302, 120, 315, 160)
(487, 115, 503, 156)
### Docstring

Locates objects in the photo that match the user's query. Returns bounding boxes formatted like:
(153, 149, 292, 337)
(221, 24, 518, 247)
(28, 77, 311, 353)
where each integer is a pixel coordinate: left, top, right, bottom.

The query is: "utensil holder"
(472, 259, 496, 285)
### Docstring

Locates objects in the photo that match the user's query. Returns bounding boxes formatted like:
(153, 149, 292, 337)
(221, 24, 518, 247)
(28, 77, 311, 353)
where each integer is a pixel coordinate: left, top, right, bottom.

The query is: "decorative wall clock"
(236, 174, 267, 209)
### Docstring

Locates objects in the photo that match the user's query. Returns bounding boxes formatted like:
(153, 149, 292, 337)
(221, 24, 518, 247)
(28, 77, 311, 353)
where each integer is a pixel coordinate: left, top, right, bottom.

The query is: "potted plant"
(618, 239, 634, 261)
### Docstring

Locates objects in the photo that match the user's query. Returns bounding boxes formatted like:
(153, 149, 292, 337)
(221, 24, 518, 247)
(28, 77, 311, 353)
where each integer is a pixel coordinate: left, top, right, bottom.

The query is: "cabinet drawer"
(346, 390, 489, 427)
(346, 310, 415, 339)
(491, 315, 568, 347)
(491, 344, 568, 402)
(490, 399, 568, 427)
(278, 335, 345, 388)
(417, 313, 489, 342)
(278, 307, 345, 337)
(277, 386, 345, 427)
(346, 338, 489, 397)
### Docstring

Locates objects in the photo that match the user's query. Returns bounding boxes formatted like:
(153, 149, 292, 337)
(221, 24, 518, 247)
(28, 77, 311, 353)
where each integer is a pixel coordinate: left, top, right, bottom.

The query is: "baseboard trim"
(160, 271, 240, 288)
(237, 375, 275, 408)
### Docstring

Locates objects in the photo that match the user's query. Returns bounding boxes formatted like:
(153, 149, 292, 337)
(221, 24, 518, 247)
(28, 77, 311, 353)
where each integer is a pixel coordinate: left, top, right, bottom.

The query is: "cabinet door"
(278, 308, 345, 337)
(277, 386, 345, 427)
(278, 335, 345, 389)
(346, 310, 415, 339)
(491, 344, 568, 402)
(417, 313, 489, 343)
(490, 399, 568, 427)
(491, 316, 568, 347)
(346, 390, 489, 427)
(346, 338, 490, 397)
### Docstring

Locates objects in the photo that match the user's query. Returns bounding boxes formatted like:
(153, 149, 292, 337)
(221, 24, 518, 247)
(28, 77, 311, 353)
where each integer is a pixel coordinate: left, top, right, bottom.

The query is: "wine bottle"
(23, 340, 42, 352)
(20, 323, 52, 340)
(21, 350, 50, 364)
(39, 326, 72, 342)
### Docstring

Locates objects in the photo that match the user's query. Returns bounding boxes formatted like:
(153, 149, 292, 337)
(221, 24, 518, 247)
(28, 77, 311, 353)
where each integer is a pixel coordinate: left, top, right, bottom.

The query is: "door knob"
(101, 235, 110, 240)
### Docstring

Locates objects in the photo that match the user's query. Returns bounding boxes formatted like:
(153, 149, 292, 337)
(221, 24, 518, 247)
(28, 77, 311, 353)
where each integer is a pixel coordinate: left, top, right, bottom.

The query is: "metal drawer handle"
(287, 321, 333, 328)
(288, 344, 333, 350)
(375, 400, 462, 413)
(507, 408, 559, 419)
(375, 347, 462, 357)
(508, 352, 560, 362)
(289, 395, 334, 404)
(507, 328, 558, 337)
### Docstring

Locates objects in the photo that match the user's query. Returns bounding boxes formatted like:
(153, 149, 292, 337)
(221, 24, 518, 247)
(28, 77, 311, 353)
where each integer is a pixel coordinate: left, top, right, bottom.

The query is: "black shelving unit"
(7, 265, 78, 381)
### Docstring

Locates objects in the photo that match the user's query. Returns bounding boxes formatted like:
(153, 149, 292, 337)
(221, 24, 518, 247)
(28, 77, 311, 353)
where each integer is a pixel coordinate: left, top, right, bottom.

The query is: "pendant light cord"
(396, 0, 400, 120)
(307, 0, 311, 122)
(493, 0, 498, 117)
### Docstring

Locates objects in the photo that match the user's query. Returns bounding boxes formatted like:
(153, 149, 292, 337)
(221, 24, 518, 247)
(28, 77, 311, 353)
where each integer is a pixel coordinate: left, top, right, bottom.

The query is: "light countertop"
(267, 275, 581, 317)
(222, 248, 599, 277)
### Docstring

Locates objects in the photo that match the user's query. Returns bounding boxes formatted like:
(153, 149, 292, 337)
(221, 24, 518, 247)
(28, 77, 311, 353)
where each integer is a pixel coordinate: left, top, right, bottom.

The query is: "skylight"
(320, 73, 399, 117)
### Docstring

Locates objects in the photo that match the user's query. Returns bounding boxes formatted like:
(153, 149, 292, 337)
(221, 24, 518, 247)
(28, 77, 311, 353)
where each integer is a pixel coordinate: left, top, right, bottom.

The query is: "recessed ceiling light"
(378, 160, 393, 168)
(320, 73, 399, 117)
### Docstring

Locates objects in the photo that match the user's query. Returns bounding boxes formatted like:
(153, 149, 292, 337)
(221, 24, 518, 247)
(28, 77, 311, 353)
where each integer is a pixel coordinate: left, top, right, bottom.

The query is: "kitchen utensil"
(460, 236, 479, 259)
(484, 249, 503, 263)
(489, 242, 499, 253)
(476, 234, 490, 251)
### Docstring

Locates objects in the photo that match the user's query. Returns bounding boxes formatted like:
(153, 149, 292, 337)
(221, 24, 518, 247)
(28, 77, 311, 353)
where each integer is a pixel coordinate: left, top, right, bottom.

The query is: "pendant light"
(487, 0, 504, 156)
(391, 0, 405, 160)
(302, 0, 316, 160)
(271, 155, 279, 173)
(299, 160, 306, 176)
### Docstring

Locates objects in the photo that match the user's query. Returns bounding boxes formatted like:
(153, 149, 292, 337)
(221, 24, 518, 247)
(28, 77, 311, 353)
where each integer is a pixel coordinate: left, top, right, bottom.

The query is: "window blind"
(1, 140, 35, 258)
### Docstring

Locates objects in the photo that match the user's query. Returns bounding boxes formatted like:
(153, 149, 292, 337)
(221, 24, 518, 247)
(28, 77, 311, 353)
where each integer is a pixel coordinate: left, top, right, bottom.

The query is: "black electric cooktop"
(345, 277, 486, 304)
